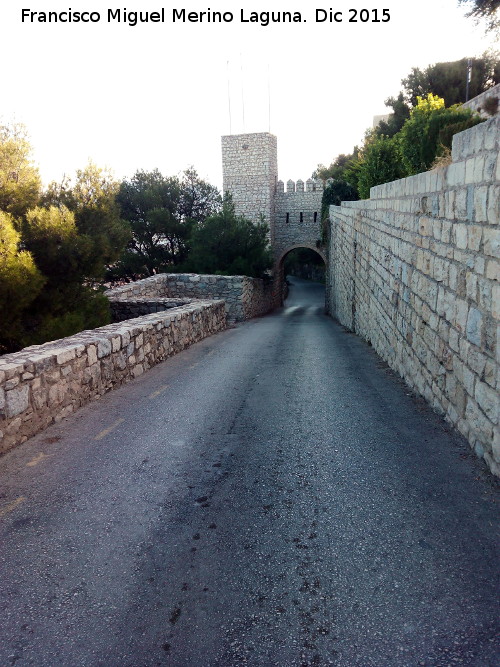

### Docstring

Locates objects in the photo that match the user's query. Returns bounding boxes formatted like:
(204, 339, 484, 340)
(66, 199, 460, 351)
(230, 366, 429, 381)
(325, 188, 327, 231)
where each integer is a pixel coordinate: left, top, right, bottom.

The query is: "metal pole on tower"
(240, 52, 245, 133)
(466, 58, 472, 102)
(227, 60, 232, 134)
(268, 63, 271, 132)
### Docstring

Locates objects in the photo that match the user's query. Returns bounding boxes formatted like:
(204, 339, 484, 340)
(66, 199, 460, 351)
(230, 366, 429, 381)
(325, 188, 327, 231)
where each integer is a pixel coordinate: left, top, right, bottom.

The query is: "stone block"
(97, 339, 112, 359)
(492, 283, 500, 321)
(87, 345, 97, 365)
(487, 185, 499, 225)
(6, 385, 29, 418)
(485, 260, 499, 281)
(468, 347, 487, 376)
(56, 348, 76, 365)
(132, 364, 144, 378)
(483, 229, 500, 258)
(475, 381, 498, 423)
(466, 397, 493, 441)
(468, 226, 482, 252)
(466, 272, 478, 301)
(473, 156, 485, 183)
(466, 307, 482, 346)
(473, 186, 488, 222)
(5, 377, 20, 390)
(48, 383, 67, 407)
(454, 224, 467, 249)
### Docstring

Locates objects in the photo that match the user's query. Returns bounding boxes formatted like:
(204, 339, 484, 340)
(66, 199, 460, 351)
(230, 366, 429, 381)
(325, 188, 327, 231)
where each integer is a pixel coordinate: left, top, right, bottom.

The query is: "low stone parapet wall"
(105, 273, 275, 322)
(0, 300, 226, 455)
(110, 297, 193, 322)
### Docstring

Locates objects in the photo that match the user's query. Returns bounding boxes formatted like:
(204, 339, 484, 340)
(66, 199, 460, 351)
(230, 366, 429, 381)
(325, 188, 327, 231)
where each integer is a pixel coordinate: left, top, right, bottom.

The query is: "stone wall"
(274, 178, 324, 263)
(462, 83, 500, 118)
(110, 298, 193, 322)
(0, 301, 226, 455)
(327, 115, 499, 477)
(105, 273, 276, 323)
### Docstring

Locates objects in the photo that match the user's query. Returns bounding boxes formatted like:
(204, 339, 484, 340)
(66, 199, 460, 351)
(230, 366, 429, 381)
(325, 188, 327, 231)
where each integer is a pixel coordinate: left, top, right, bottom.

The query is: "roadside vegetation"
(0, 124, 272, 354)
(316, 52, 499, 213)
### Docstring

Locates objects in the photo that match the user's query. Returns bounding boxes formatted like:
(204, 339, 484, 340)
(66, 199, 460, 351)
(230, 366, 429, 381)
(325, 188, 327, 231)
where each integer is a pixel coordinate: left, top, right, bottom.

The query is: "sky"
(1, 1, 497, 190)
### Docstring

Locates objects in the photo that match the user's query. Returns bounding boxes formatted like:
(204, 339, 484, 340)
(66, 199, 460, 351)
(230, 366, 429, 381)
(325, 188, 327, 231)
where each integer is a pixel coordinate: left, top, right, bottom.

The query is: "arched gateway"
(221, 132, 327, 303)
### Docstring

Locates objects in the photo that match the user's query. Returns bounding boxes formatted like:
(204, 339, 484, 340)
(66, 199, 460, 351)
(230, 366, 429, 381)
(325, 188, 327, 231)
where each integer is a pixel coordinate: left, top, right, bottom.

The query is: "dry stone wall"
(0, 301, 226, 455)
(327, 115, 500, 477)
(105, 273, 276, 323)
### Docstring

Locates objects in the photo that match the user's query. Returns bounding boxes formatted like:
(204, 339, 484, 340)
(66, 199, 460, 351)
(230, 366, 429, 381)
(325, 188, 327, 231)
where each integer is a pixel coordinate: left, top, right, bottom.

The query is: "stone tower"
(221, 132, 278, 230)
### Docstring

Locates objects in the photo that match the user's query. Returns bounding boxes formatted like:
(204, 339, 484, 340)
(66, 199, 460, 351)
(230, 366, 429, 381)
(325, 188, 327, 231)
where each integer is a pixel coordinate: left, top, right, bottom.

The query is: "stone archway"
(274, 245, 328, 306)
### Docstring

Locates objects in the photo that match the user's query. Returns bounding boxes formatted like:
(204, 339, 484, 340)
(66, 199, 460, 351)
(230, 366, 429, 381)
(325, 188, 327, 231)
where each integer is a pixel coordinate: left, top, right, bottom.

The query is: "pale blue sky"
(1, 1, 497, 189)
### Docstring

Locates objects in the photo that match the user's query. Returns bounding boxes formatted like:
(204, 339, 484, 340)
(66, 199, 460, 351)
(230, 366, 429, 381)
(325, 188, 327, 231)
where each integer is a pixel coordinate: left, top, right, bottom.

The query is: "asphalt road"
(1, 277, 499, 667)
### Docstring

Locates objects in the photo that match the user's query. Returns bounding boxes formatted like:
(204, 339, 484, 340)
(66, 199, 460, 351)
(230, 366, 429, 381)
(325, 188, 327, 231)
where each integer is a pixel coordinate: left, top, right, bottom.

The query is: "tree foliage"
(43, 163, 131, 281)
(357, 135, 406, 199)
(401, 54, 499, 107)
(375, 93, 411, 137)
(186, 195, 272, 278)
(399, 94, 483, 174)
(20, 205, 113, 345)
(114, 169, 187, 277)
(458, 0, 500, 33)
(179, 167, 222, 223)
(0, 211, 45, 353)
(313, 149, 360, 182)
(320, 180, 359, 240)
(0, 123, 130, 351)
(0, 123, 41, 220)
(114, 168, 222, 279)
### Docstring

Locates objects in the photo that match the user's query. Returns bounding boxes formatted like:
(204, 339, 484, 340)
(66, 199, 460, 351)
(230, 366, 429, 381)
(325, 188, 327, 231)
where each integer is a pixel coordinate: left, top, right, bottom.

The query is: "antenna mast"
(227, 60, 232, 134)
(268, 63, 271, 132)
(240, 52, 245, 132)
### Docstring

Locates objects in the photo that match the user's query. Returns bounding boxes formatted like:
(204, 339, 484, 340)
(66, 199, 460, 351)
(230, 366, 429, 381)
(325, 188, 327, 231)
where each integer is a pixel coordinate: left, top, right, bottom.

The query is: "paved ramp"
(1, 277, 498, 666)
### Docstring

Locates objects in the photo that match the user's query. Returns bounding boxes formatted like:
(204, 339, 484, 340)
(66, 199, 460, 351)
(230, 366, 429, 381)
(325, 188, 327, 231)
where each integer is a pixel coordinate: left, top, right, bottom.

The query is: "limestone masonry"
(105, 273, 276, 323)
(328, 116, 500, 477)
(0, 300, 226, 455)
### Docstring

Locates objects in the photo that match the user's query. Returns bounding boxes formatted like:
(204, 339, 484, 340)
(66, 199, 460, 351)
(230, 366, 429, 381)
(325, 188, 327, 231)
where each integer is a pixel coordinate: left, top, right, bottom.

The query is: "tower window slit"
(314, 211, 318, 222)
(300, 212, 303, 223)
(286, 212, 289, 223)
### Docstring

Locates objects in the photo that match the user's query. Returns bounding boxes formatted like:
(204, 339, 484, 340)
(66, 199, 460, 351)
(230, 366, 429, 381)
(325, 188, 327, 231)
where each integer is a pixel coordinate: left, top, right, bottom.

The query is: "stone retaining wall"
(462, 83, 500, 118)
(105, 273, 276, 322)
(328, 115, 499, 476)
(0, 300, 226, 455)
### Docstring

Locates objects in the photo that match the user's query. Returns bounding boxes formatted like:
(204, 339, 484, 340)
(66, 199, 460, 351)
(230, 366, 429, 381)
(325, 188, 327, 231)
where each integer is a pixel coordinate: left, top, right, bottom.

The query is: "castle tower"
(221, 132, 278, 233)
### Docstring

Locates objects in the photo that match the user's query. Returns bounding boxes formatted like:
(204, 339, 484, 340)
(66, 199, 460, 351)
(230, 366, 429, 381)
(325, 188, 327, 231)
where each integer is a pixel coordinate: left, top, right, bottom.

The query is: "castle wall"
(274, 179, 324, 262)
(221, 132, 278, 227)
(327, 116, 500, 477)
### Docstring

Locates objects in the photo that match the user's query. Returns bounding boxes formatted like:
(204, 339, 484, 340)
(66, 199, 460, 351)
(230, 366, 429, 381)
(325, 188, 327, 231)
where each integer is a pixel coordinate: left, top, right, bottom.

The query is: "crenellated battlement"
(278, 178, 324, 193)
